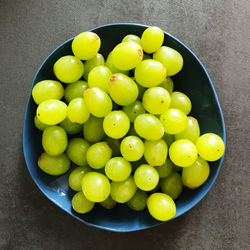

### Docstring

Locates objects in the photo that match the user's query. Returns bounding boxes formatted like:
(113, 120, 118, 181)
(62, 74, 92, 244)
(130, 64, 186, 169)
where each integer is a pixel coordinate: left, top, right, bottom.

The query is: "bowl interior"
(23, 23, 225, 232)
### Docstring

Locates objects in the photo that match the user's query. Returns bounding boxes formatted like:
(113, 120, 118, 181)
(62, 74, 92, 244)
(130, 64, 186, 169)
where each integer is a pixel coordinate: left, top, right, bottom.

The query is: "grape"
(169, 139, 198, 167)
(159, 76, 174, 94)
(170, 91, 192, 115)
(162, 133, 175, 147)
(126, 124, 138, 137)
(99, 196, 116, 209)
(104, 137, 121, 157)
(131, 157, 147, 172)
(36, 99, 67, 125)
(68, 98, 90, 124)
(107, 74, 138, 106)
(120, 136, 144, 162)
(175, 116, 200, 143)
(83, 116, 105, 143)
(122, 101, 145, 122)
(68, 166, 91, 191)
(32, 80, 64, 104)
(173, 165, 182, 172)
(147, 193, 176, 221)
(182, 156, 210, 189)
(86, 142, 112, 169)
(142, 87, 171, 114)
(160, 108, 188, 134)
(156, 159, 174, 178)
(59, 117, 83, 135)
(122, 34, 141, 45)
(88, 66, 112, 92)
(135, 60, 166, 87)
(110, 176, 137, 203)
(103, 111, 130, 139)
(64, 80, 88, 103)
(196, 133, 225, 161)
(134, 114, 164, 141)
(42, 126, 67, 156)
(111, 42, 143, 70)
(72, 191, 95, 214)
(127, 190, 148, 211)
(83, 87, 112, 117)
(38, 152, 70, 175)
(153, 46, 183, 76)
(143, 53, 152, 60)
(34, 116, 49, 131)
(134, 164, 159, 191)
(66, 138, 90, 166)
(137, 83, 146, 101)
(141, 26, 164, 53)
(53, 55, 84, 83)
(144, 139, 168, 166)
(105, 157, 132, 182)
(72, 31, 101, 60)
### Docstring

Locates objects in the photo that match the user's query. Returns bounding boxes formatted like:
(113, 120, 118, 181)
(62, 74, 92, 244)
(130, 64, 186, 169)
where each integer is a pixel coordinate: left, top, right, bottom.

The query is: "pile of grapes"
(32, 26, 225, 222)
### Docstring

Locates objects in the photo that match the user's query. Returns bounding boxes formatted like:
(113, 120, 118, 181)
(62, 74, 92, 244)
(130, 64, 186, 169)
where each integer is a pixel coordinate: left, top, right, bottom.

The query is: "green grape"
(83, 87, 112, 117)
(159, 76, 174, 94)
(36, 99, 67, 125)
(68, 98, 90, 124)
(135, 60, 166, 88)
(86, 142, 112, 169)
(42, 126, 67, 156)
(147, 193, 176, 221)
(173, 164, 182, 172)
(134, 114, 164, 141)
(34, 116, 49, 131)
(127, 190, 148, 211)
(170, 91, 192, 115)
(131, 157, 147, 172)
(122, 34, 141, 45)
(144, 139, 168, 166)
(160, 108, 188, 134)
(104, 137, 121, 157)
(81, 172, 110, 202)
(141, 26, 164, 54)
(53, 55, 84, 83)
(134, 164, 159, 191)
(153, 46, 183, 76)
(110, 176, 137, 203)
(126, 124, 138, 136)
(196, 133, 225, 161)
(64, 80, 88, 103)
(120, 136, 144, 162)
(103, 111, 130, 139)
(59, 117, 83, 135)
(66, 138, 90, 166)
(175, 116, 200, 143)
(38, 152, 70, 175)
(143, 53, 152, 60)
(108, 74, 138, 106)
(105, 157, 132, 182)
(72, 191, 95, 214)
(162, 133, 175, 147)
(137, 83, 146, 101)
(99, 195, 116, 209)
(68, 166, 91, 191)
(32, 80, 64, 104)
(156, 159, 173, 178)
(72, 31, 101, 60)
(83, 116, 105, 143)
(169, 139, 198, 167)
(122, 101, 145, 122)
(88, 66, 112, 92)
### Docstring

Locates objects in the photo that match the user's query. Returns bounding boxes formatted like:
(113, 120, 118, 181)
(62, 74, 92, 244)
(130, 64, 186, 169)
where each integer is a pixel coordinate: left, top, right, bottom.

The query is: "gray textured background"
(0, 0, 249, 249)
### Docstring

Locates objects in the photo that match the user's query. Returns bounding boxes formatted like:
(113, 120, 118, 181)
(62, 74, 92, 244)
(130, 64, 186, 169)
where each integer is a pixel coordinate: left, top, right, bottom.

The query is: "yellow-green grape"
(131, 157, 147, 172)
(103, 111, 130, 139)
(162, 133, 175, 147)
(144, 139, 168, 167)
(141, 26, 164, 54)
(68, 98, 90, 124)
(66, 138, 90, 166)
(108, 74, 138, 106)
(142, 87, 171, 114)
(147, 193, 176, 221)
(126, 124, 138, 137)
(72, 31, 101, 60)
(72, 191, 95, 214)
(137, 82, 146, 101)
(111, 42, 143, 70)
(68, 166, 91, 191)
(170, 91, 192, 115)
(127, 190, 148, 211)
(99, 195, 116, 209)
(105, 157, 132, 182)
(36, 99, 67, 125)
(83, 87, 112, 117)
(64, 80, 88, 103)
(34, 116, 49, 131)
(32, 80, 64, 104)
(135, 60, 166, 88)
(173, 164, 182, 172)
(134, 114, 164, 141)
(156, 159, 174, 178)
(86, 142, 112, 169)
(159, 76, 174, 94)
(175, 116, 200, 143)
(53, 55, 84, 83)
(196, 133, 225, 161)
(42, 126, 67, 156)
(134, 164, 159, 191)
(110, 176, 137, 203)
(120, 136, 144, 162)
(59, 117, 83, 135)
(153, 46, 183, 76)
(160, 108, 188, 134)
(122, 34, 141, 45)
(122, 101, 145, 122)
(104, 137, 121, 157)
(169, 139, 198, 167)
(38, 152, 70, 175)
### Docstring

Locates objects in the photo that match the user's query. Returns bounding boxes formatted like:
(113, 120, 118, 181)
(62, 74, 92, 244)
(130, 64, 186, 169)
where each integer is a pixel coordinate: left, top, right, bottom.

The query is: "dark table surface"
(0, 0, 249, 249)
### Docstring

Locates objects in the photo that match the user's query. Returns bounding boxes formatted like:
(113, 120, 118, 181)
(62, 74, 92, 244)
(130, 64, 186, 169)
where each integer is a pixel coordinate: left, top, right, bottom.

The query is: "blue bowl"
(23, 23, 226, 232)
